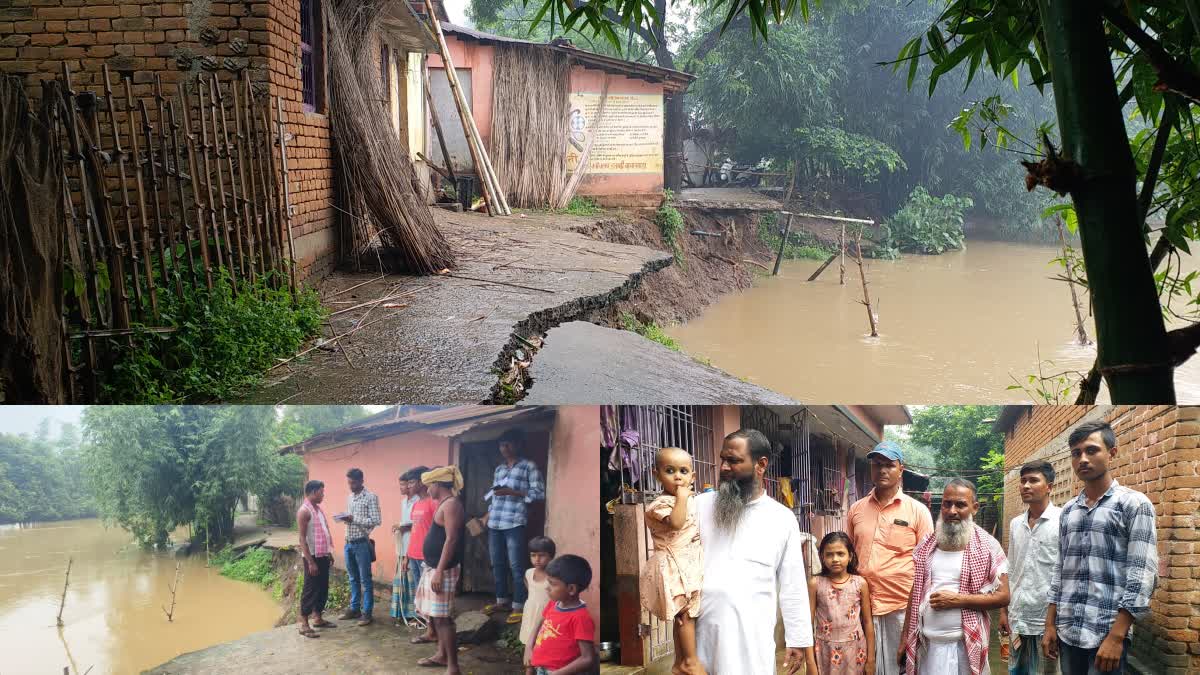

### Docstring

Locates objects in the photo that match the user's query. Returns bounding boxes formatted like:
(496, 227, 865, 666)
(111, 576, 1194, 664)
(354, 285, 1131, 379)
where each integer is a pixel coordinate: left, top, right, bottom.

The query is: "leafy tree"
(908, 405, 1004, 477)
(0, 422, 95, 525)
(280, 405, 373, 438)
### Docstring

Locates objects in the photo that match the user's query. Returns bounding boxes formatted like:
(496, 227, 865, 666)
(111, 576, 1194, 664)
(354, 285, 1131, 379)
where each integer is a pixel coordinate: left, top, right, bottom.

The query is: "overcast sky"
(444, 0, 471, 24)
(0, 406, 86, 438)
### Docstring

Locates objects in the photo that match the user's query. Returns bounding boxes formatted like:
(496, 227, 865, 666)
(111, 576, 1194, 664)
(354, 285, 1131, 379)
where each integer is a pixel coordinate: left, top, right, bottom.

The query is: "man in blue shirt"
(1043, 420, 1158, 675)
(482, 429, 545, 625)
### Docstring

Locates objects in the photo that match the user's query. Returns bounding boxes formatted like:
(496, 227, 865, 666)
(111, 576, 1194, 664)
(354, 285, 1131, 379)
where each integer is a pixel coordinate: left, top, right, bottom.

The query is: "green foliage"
(560, 197, 603, 216)
(792, 126, 906, 183)
(102, 270, 325, 403)
(655, 197, 686, 267)
(83, 406, 279, 548)
(883, 187, 973, 254)
(908, 406, 1004, 477)
(620, 312, 680, 351)
(0, 422, 94, 525)
(496, 625, 525, 656)
(757, 214, 834, 261)
(220, 547, 278, 589)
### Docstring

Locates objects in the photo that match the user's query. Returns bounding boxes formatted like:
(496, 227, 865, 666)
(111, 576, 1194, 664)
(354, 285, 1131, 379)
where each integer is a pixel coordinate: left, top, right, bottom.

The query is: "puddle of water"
(0, 519, 279, 674)
(669, 240, 1200, 402)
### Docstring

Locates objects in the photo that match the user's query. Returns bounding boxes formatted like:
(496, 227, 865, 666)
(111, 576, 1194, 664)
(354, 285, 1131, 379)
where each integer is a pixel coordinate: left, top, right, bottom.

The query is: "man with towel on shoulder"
(415, 465, 467, 675)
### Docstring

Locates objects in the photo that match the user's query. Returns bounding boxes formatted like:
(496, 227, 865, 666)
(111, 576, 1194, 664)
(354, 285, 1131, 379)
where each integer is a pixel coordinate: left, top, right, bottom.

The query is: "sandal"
(311, 619, 336, 628)
(411, 635, 437, 644)
(417, 657, 447, 668)
(482, 603, 512, 615)
(298, 628, 320, 638)
(506, 611, 523, 624)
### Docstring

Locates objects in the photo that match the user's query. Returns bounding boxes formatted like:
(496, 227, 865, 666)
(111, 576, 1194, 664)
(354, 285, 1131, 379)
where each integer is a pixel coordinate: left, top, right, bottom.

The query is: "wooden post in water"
(1057, 216, 1092, 346)
(772, 213, 793, 276)
(854, 231, 878, 337)
(839, 223, 846, 285)
(162, 563, 182, 622)
(56, 558, 73, 627)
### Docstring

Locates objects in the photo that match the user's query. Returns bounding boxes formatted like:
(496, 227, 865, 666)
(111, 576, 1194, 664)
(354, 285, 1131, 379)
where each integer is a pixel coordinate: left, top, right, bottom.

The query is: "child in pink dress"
(808, 531, 875, 674)
(639, 447, 705, 675)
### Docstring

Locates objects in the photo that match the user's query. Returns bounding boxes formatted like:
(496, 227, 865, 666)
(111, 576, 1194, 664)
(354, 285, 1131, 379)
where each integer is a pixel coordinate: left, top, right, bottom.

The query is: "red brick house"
(994, 405, 1200, 675)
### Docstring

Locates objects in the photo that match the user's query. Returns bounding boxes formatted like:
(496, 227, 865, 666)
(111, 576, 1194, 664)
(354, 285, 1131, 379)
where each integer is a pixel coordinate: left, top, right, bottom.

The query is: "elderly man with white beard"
(898, 479, 1009, 675)
(693, 429, 816, 675)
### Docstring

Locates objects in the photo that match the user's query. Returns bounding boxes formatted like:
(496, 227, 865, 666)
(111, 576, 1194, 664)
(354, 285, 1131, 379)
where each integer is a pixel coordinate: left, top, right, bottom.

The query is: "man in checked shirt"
(338, 467, 383, 626)
(481, 429, 546, 625)
(1043, 421, 1158, 675)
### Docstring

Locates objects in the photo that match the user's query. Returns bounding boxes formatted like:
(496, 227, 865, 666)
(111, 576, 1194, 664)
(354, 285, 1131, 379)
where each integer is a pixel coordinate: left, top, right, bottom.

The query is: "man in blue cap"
(846, 440, 933, 675)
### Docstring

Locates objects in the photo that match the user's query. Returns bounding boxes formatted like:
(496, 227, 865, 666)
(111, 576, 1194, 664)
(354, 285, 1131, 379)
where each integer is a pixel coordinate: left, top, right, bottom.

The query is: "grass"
(218, 546, 277, 589)
(757, 213, 836, 261)
(558, 196, 603, 216)
(620, 312, 681, 351)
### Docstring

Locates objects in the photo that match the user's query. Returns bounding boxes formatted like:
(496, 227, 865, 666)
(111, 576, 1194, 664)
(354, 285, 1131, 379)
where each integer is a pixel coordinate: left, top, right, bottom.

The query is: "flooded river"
(0, 519, 280, 674)
(670, 240, 1200, 402)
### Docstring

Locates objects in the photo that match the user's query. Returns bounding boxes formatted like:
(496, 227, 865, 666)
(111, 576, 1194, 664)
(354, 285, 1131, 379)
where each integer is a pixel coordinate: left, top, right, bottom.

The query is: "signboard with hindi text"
(566, 92, 663, 175)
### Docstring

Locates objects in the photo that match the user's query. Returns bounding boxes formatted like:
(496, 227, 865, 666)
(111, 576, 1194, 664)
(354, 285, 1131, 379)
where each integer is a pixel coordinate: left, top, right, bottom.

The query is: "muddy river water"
(670, 240, 1200, 402)
(0, 519, 279, 674)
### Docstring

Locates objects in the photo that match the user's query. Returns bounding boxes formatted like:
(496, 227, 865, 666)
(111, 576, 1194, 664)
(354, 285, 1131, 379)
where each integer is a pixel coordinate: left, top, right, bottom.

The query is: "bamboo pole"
(839, 223, 845, 285)
(772, 213, 793, 276)
(56, 558, 73, 627)
(162, 563, 181, 622)
(807, 253, 837, 282)
(102, 66, 146, 315)
(274, 96, 298, 291)
(1057, 215, 1092, 346)
(195, 78, 229, 276)
(242, 74, 271, 277)
(232, 76, 261, 281)
(422, 59, 457, 184)
(79, 71, 129, 331)
(177, 83, 215, 289)
(422, 0, 508, 215)
(214, 78, 248, 281)
(854, 231, 878, 338)
(206, 77, 239, 284)
(261, 103, 286, 284)
(124, 78, 160, 319)
(157, 75, 197, 284)
(139, 98, 180, 299)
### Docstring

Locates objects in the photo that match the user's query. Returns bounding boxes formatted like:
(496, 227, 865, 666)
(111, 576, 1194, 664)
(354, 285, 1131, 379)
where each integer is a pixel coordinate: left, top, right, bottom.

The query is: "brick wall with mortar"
(1000, 405, 1200, 675)
(0, 0, 340, 281)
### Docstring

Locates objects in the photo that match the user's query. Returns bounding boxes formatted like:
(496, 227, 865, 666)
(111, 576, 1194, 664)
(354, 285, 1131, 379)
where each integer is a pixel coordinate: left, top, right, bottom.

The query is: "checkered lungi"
(415, 562, 460, 618)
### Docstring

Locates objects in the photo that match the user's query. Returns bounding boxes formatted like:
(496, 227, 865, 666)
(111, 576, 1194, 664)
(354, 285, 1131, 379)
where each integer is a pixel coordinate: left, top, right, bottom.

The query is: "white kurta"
(695, 490, 813, 675)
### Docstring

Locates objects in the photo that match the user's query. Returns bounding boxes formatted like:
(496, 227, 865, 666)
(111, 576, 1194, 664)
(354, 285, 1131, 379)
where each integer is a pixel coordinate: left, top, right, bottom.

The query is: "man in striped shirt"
(483, 429, 545, 625)
(1043, 421, 1158, 675)
(338, 467, 382, 626)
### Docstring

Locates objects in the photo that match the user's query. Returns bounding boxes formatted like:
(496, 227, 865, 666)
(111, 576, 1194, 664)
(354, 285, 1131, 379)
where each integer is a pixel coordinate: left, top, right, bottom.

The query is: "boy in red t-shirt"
(525, 554, 598, 675)
(404, 467, 437, 644)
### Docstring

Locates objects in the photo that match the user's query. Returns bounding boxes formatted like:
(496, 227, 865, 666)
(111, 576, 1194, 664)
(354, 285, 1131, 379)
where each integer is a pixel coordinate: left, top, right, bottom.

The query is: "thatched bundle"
(490, 44, 570, 208)
(326, 0, 453, 274)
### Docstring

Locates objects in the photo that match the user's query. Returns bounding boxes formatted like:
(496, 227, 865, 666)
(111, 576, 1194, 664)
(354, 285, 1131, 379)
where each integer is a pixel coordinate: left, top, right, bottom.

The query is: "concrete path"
(241, 212, 671, 404)
(521, 322, 796, 404)
(144, 618, 520, 674)
(677, 187, 781, 211)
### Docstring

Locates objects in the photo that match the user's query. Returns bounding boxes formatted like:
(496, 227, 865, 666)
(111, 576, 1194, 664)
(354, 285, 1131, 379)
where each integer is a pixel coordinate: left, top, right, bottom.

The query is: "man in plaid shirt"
(1043, 421, 1158, 675)
(338, 467, 382, 626)
(482, 429, 545, 625)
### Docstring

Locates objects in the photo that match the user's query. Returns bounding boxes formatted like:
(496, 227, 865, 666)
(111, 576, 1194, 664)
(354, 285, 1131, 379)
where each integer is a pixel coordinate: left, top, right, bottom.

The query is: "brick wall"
(1001, 405, 1200, 675)
(0, 0, 339, 281)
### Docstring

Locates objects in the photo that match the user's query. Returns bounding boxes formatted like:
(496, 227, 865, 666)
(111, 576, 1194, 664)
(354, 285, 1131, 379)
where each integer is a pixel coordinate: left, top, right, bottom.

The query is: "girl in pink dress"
(639, 447, 705, 675)
(808, 531, 875, 674)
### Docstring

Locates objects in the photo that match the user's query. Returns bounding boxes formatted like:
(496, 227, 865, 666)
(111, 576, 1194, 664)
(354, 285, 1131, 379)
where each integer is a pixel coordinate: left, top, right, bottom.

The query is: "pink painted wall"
(301, 430, 452, 585)
(429, 37, 666, 201)
(544, 405, 602, 639)
(841, 405, 885, 440)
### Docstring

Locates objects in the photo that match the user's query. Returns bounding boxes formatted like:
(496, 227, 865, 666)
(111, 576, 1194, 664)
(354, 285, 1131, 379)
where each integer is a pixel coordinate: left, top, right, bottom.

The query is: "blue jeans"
(1010, 634, 1058, 675)
(1058, 638, 1129, 675)
(345, 539, 373, 613)
(489, 525, 527, 608)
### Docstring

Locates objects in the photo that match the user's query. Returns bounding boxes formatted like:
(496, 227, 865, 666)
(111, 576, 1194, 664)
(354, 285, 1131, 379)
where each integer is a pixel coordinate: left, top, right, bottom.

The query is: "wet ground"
(240, 210, 673, 404)
(144, 602, 521, 675)
(523, 321, 796, 404)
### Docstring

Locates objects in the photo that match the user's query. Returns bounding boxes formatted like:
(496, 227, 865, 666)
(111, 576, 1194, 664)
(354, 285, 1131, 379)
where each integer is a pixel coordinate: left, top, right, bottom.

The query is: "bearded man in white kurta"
(694, 429, 816, 675)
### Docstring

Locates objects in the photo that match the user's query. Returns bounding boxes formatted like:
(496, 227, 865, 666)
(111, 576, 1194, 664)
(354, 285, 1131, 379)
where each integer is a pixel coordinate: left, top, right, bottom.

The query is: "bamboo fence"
(3, 67, 294, 402)
(490, 44, 570, 208)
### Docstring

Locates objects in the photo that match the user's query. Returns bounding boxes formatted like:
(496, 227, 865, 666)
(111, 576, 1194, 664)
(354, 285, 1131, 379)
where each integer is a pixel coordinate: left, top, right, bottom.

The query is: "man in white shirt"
(899, 479, 1009, 675)
(1000, 461, 1061, 675)
(694, 428, 816, 675)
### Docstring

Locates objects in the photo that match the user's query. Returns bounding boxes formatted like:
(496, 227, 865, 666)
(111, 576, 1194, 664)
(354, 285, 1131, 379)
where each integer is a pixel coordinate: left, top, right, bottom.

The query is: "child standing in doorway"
(640, 447, 704, 675)
(808, 531, 875, 674)
(525, 554, 597, 675)
(520, 537, 556, 652)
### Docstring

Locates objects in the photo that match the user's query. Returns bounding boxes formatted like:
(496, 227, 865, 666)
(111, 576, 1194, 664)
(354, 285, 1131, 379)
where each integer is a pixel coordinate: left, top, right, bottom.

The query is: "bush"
(219, 546, 277, 589)
(757, 213, 835, 261)
(656, 192, 687, 267)
(620, 313, 680, 351)
(884, 187, 973, 254)
(102, 270, 326, 403)
(560, 196, 602, 216)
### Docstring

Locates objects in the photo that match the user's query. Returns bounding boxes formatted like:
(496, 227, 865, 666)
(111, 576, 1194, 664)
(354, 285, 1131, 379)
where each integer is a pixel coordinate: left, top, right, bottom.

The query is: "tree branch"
(1101, 4, 1200, 105)
(1139, 97, 1178, 223)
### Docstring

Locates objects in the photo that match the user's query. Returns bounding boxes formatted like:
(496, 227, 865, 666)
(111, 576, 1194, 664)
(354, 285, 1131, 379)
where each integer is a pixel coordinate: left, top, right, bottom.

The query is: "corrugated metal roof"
(280, 405, 550, 454)
(428, 407, 547, 437)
